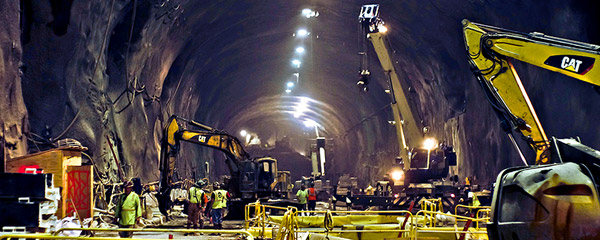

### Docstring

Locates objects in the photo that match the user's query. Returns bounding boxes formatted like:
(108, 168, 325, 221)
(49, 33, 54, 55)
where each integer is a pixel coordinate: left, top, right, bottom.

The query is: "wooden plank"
(6, 150, 62, 187)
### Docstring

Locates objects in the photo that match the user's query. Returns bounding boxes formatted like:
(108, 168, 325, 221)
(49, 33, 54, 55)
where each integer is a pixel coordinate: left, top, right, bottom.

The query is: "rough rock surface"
(0, 0, 28, 160)
(1, 0, 599, 186)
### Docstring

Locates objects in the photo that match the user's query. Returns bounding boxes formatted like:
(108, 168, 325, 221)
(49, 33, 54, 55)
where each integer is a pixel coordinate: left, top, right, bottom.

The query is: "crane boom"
(368, 32, 428, 169)
(358, 5, 456, 187)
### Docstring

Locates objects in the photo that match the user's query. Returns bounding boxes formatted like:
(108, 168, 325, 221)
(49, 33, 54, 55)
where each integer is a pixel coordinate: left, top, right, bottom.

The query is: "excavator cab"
(257, 157, 277, 197)
(404, 147, 454, 184)
(488, 137, 600, 239)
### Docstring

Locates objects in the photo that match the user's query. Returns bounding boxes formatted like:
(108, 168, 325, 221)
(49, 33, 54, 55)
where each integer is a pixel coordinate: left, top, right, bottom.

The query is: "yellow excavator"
(463, 20, 600, 239)
(357, 4, 458, 209)
(157, 115, 283, 216)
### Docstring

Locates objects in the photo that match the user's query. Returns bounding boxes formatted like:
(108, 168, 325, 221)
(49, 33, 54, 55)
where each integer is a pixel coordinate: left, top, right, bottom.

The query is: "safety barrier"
(454, 204, 491, 228)
(244, 202, 491, 240)
(420, 198, 444, 212)
(244, 201, 290, 238)
(414, 228, 488, 240)
(1, 235, 160, 240)
(415, 210, 487, 229)
(454, 204, 491, 216)
(475, 208, 491, 228)
(51, 227, 254, 239)
(245, 202, 416, 239)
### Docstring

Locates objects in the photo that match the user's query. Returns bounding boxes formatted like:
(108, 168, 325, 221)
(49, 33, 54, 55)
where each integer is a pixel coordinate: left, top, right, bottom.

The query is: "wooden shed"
(6, 146, 93, 218)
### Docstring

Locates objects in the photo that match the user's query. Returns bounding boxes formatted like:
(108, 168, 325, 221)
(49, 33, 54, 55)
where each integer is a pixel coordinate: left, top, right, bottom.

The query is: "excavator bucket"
(488, 162, 600, 240)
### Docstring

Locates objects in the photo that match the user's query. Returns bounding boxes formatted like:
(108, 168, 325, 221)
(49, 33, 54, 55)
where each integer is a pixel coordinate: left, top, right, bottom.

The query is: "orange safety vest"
(308, 187, 317, 201)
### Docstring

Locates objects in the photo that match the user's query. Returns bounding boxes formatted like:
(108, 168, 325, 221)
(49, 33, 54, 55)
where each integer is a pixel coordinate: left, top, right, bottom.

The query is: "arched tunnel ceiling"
(3, 0, 600, 186)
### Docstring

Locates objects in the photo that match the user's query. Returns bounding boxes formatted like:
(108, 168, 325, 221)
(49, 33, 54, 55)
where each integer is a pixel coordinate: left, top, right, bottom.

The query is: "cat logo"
(561, 56, 583, 72)
(544, 55, 595, 75)
(198, 135, 207, 142)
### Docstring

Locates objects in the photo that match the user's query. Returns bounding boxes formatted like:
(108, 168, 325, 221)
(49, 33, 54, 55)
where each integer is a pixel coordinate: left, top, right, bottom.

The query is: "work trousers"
(211, 208, 224, 226)
(118, 224, 133, 238)
(298, 203, 307, 216)
(187, 203, 203, 228)
(308, 200, 317, 211)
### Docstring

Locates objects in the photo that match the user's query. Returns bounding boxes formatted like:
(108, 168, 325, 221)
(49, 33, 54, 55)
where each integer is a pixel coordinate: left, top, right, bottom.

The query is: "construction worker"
(114, 180, 142, 238)
(307, 184, 317, 214)
(365, 184, 375, 195)
(186, 180, 207, 235)
(296, 185, 308, 216)
(210, 182, 230, 229)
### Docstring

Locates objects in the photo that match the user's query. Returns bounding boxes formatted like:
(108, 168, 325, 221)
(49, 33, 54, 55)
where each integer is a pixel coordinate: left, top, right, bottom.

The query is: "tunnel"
(1, 0, 600, 190)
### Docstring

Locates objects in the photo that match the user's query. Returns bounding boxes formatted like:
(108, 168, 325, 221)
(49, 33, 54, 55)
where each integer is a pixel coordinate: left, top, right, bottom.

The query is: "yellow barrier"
(245, 202, 417, 239)
(245, 201, 290, 238)
(454, 204, 491, 216)
(414, 228, 488, 240)
(1, 235, 158, 240)
(415, 209, 488, 230)
(421, 198, 444, 212)
(51, 227, 254, 239)
(244, 203, 491, 240)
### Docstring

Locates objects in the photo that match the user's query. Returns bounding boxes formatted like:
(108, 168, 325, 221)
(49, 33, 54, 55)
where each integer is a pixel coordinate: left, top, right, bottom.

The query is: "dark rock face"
(0, 0, 28, 160)
(2, 0, 599, 186)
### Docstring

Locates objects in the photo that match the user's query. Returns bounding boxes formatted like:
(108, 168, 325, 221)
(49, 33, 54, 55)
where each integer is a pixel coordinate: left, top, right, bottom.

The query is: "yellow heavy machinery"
(157, 115, 286, 217)
(356, 4, 458, 209)
(463, 20, 600, 239)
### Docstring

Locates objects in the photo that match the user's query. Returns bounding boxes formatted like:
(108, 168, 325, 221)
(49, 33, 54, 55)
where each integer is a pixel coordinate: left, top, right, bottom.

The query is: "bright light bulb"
(423, 138, 437, 150)
(302, 9, 312, 15)
(287, 82, 294, 87)
(378, 24, 388, 33)
(286, 89, 292, 93)
(240, 130, 248, 137)
(297, 29, 308, 37)
(292, 59, 301, 68)
(296, 47, 305, 53)
(391, 170, 404, 181)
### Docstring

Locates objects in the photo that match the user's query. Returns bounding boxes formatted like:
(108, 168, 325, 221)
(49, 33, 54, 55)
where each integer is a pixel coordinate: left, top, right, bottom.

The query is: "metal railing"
(245, 202, 415, 239)
(414, 209, 488, 229)
(454, 204, 491, 216)
(52, 227, 254, 239)
(244, 202, 491, 240)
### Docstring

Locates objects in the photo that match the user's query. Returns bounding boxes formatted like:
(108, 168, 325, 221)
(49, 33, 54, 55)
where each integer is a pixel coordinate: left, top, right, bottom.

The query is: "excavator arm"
(160, 115, 250, 191)
(158, 115, 250, 215)
(463, 20, 600, 239)
(463, 19, 600, 164)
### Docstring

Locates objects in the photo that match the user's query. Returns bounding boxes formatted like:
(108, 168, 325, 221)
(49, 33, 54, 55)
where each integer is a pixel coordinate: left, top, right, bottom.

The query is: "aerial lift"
(157, 115, 286, 217)
(356, 4, 458, 209)
(463, 20, 600, 239)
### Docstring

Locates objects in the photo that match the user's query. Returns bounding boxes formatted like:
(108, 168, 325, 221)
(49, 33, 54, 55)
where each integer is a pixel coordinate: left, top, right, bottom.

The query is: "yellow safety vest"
(189, 187, 205, 204)
(116, 192, 141, 226)
(212, 189, 228, 209)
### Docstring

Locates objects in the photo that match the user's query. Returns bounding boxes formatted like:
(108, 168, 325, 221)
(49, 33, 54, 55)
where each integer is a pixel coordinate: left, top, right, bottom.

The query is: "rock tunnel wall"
(1, 0, 599, 187)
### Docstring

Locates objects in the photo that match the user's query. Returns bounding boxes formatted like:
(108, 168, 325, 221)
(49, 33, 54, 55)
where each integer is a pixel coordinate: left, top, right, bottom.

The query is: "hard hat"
(195, 180, 206, 187)
(213, 182, 220, 188)
(124, 181, 134, 188)
(148, 185, 156, 192)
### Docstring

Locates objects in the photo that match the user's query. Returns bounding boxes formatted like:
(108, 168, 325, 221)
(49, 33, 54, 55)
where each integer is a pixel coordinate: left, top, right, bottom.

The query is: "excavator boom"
(463, 19, 600, 164)
(463, 19, 600, 239)
(157, 115, 279, 217)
